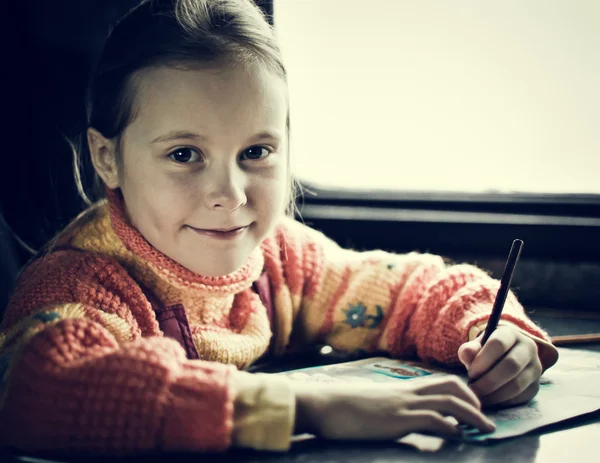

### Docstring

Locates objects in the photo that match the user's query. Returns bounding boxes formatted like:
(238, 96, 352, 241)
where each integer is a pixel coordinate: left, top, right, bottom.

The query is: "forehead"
(127, 63, 288, 140)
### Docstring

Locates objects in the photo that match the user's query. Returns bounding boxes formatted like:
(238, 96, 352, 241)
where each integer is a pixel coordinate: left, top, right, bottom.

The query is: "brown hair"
(73, 0, 295, 213)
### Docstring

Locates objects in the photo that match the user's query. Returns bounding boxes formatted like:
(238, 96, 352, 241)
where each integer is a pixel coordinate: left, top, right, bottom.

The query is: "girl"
(0, 0, 558, 454)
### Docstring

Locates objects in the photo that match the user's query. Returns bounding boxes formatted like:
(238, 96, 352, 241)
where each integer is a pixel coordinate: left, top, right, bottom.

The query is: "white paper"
(277, 348, 600, 442)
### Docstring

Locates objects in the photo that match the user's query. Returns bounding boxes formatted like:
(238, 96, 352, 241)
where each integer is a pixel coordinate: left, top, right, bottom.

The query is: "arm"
(275, 218, 557, 370)
(0, 306, 235, 453)
(0, 253, 294, 453)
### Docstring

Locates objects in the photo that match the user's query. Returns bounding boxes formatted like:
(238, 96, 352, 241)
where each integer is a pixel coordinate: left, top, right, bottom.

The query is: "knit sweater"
(0, 192, 558, 454)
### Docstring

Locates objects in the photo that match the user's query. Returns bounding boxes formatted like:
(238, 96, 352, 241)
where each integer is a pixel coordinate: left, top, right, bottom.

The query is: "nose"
(204, 163, 247, 212)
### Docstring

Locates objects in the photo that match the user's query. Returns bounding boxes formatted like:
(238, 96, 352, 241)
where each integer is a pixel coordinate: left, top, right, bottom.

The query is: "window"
(275, 0, 600, 194)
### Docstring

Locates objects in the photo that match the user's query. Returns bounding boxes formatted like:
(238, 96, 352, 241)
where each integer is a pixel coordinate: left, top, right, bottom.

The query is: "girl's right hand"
(292, 376, 496, 440)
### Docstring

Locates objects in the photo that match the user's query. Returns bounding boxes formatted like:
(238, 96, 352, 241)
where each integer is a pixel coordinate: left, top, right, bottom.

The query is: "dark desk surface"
(5, 414, 600, 463)
(4, 309, 600, 463)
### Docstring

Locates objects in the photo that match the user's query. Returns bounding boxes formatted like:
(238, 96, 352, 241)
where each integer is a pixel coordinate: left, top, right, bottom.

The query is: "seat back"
(0, 213, 24, 322)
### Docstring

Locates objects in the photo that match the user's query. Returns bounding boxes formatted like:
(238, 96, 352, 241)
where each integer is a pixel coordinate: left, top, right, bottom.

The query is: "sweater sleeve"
(0, 307, 236, 453)
(276, 218, 557, 370)
(0, 252, 295, 454)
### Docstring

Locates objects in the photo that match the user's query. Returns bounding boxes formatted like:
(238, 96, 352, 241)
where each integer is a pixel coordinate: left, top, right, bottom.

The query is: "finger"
(493, 380, 541, 408)
(458, 340, 481, 369)
(480, 363, 542, 407)
(470, 341, 532, 396)
(403, 410, 463, 439)
(469, 326, 518, 380)
(410, 395, 495, 433)
(415, 376, 481, 410)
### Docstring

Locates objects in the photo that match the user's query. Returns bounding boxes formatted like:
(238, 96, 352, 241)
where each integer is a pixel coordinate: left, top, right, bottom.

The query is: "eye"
(240, 146, 271, 161)
(168, 148, 202, 163)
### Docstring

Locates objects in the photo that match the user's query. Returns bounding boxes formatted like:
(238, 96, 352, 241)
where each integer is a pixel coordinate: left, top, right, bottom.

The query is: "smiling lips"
(189, 225, 249, 240)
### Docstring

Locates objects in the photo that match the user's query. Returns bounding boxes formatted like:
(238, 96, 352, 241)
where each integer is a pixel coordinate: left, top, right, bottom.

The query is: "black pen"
(480, 239, 524, 346)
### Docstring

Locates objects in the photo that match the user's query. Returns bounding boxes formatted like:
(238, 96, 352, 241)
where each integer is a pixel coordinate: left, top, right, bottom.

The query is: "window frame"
(295, 181, 600, 262)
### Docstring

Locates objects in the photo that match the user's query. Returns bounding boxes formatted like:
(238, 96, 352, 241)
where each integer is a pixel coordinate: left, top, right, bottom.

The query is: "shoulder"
(261, 216, 330, 264)
(264, 216, 336, 253)
(3, 247, 149, 331)
(259, 217, 333, 298)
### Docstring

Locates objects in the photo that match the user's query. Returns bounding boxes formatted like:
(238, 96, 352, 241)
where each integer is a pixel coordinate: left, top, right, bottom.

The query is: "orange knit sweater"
(0, 193, 557, 454)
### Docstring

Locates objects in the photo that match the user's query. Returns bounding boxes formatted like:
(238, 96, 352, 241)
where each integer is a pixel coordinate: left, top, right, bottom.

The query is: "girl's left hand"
(458, 324, 543, 407)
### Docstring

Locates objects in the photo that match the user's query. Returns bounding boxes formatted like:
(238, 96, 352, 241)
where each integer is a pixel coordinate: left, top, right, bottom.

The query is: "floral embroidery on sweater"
(342, 302, 384, 329)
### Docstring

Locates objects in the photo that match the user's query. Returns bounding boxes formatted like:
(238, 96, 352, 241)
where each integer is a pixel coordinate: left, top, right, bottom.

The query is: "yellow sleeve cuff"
(468, 320, 559, 372)
(468, 320, 491, 342)
(230, 370, 295, 451)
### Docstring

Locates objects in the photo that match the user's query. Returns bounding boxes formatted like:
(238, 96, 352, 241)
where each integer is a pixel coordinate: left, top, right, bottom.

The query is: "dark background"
(1, 0, 599, 316)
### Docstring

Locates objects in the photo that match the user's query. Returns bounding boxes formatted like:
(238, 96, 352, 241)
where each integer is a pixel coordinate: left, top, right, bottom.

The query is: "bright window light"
(274, 0, 600, 194)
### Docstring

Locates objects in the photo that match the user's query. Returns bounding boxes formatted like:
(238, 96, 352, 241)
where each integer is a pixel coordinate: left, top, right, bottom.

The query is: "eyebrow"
(150, 130, 282, 145)
(150, 131, 207, 145)
(250, 131, 282, 143)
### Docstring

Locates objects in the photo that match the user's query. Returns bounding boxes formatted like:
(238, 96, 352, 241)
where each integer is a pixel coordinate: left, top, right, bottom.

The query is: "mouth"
(210, 226, 247, 233)
(188, 224, 249, 240)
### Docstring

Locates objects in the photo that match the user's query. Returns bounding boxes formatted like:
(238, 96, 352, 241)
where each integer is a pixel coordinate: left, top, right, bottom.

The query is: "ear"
(88, 127, 120, 189)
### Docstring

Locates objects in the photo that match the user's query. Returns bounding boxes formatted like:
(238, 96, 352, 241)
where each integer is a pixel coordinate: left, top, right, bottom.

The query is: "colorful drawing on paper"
(366, 360, 434, 379)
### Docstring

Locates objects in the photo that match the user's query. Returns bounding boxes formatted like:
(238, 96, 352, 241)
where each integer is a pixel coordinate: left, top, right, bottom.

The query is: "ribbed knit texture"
(0, 190, 553, 453)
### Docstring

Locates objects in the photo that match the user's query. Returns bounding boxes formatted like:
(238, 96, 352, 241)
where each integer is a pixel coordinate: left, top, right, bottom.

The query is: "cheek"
(151, 176, 200, 227)
(122, 166, 198, 232)
(251, 168, 289, 217)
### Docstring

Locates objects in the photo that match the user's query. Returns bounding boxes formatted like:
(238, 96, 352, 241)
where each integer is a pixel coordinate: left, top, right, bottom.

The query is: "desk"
(4, 311, 600, 463)
(4, 415, 599, 463)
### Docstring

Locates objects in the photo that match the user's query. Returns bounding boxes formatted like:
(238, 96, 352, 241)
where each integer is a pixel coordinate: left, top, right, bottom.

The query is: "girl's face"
(93, 64, 289, 277)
